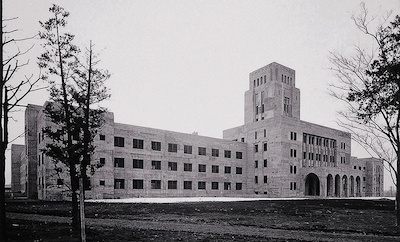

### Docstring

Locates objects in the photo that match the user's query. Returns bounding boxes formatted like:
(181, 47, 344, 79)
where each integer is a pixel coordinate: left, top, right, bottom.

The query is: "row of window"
(281, 74, 293, 85)
(112, 137, 243, 159)
(113, 179, 243, 191)
(303, 133, 337, 148)
(303, 152, 335, 162)
(254, 143, 268, 153)
(114, 158, 243, 174)
(253, 74, 267, 87)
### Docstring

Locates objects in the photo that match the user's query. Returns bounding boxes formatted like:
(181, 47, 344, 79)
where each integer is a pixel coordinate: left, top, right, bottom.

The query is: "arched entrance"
(327, 174, 333, 197)
(342, 175, 348, 197)
(334, 174, 341, 197)
(356, 176, 361, 197)
(305, 173, 320, 196)
(350, 176, 354, 197)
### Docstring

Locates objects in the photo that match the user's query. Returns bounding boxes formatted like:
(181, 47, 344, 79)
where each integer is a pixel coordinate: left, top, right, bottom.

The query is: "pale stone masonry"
(11, 62, 383, 200)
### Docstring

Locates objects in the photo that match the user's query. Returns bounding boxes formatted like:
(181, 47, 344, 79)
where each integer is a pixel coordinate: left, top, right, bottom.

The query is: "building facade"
(11, 62, 384, 200)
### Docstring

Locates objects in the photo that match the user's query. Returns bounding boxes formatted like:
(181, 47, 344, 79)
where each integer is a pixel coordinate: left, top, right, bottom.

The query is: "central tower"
(244, 62, 300, 124)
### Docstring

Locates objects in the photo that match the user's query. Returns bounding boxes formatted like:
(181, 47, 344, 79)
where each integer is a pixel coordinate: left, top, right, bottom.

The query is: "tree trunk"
(0, 87, 9, 241)
(0, 148, 6, 241)
(396, 148, 400, 230)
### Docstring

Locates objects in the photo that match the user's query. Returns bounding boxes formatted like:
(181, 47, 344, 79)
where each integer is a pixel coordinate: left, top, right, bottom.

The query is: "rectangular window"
(151, 141, 161, 151)
(168, 180, 177, 189)
(264, 129, 266, 137)
(100, 158, 106, 165)
(290, 149, 297, 157)
(236, 167, 242, 174)
(212, 165, 219, 173)
(198, 181, 206, 190)
(283, 97, 291, 115)
(168, 162, 177, 171)
(224, 166, 231, 174)
(254, 145, 258, 153)
(212, 182, 219, 190)
(290, 182, 297, 190)
(152, 160, 161, 170)
(224, 182, 231, 190)
(212, 148, 219, 157)
(100, 134, 105, 140)
(198, 164, 206, 172)
(198, 147, 206, 156)
(133, 159, 144, 169)
(255, 131, 257, 140)
(184, 163, 192, 172)
(236, 152, 242, 159)
(114, 136, 124, 147)
(255, 176, 258, 184)
(264, 159, 268, 167)
(99, 180, 105, 186)
(184, 145, 192, 154)
(114, 158, 124, 168)
(114, 179, 125, 189)
(151, 180, 161, 189)
(133, 179, 144, 189)
(264, 175, 268, 183)
(236, 183, 242, 190)
(290, 132, 297, 141)
(263, 143, 267, 151)
(224, 150, 231, 158)
(255, 160, 258, 168)
(290, 165, 297, 174)
(168, 143, 178, 153)
(184, 181, 192, 190)
(132, 139, 144, 149)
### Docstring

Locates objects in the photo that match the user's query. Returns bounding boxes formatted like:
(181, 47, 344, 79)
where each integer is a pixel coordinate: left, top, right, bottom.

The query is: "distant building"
(11, 62, 383, 200)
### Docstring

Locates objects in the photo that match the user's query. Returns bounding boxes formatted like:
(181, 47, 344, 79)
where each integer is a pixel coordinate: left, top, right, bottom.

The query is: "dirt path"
(7, 212, 399, 242)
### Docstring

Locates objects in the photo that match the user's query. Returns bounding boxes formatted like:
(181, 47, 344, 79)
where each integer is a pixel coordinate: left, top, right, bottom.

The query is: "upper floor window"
(114, 136, 124, 147)
(152, 141, 161, 151)
(168, 162, 177, 171)
(114, 158, 124, 168)
(198, 147, 206, 156)
(212, 165, 219, 173)
(99, 134, 105, 141)
(133, 138, 144, 149)
(236, 152, 242, 159)
(283, 97, 291, 116)
(224, 150, 231, 158)
(152, 160, 161, 170)
(168, 143, 178, 153)
(290, 165, 297, 174)
(290, 132, 297, 141)
(184, 145, 192, 154)
(184, 163, 192, 172)
(290, 149, 297, 158)
(133, 159, 144, 169)
(198, 164, 206, 172)
(212, 148, 219, 157)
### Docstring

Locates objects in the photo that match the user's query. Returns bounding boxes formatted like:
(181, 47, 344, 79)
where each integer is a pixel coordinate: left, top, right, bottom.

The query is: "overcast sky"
(4, 0, 400, 189)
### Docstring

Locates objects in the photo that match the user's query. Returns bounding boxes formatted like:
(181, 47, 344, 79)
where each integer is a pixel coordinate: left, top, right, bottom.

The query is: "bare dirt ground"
(5, 198, 400, 241)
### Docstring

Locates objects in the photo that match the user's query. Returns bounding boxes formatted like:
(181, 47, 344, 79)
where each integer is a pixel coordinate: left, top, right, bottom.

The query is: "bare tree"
(329, 3, 400, 227)
(1, 8, 40, 242)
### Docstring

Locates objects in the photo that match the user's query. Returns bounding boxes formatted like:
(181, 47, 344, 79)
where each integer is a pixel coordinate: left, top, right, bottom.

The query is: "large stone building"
(11, 62, 383, 200)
